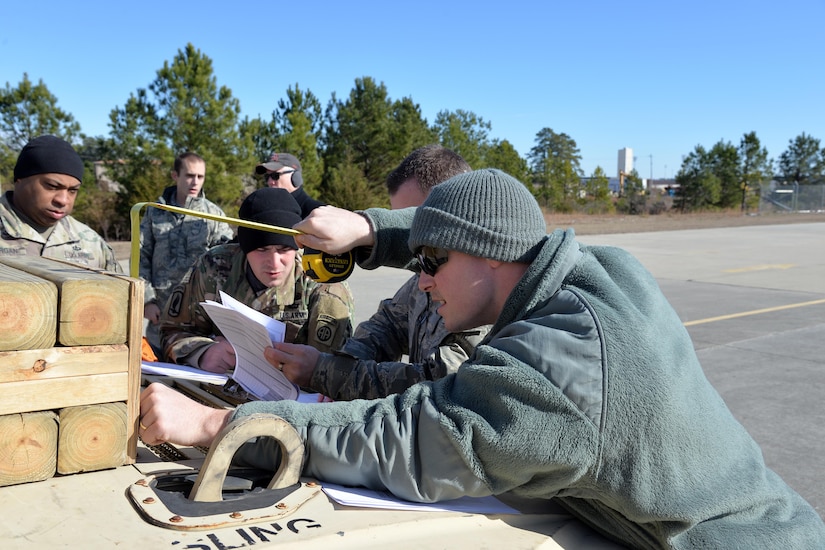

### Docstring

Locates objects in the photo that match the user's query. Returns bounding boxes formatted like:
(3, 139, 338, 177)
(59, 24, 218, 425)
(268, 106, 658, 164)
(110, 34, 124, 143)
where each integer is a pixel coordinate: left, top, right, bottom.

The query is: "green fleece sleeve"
(229, 382, 492, 503)
(355, 207, 417, 269)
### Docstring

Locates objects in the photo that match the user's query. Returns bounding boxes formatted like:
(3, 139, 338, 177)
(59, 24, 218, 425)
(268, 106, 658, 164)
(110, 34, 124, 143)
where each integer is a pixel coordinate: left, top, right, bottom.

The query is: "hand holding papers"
(200, 291, 298, 401)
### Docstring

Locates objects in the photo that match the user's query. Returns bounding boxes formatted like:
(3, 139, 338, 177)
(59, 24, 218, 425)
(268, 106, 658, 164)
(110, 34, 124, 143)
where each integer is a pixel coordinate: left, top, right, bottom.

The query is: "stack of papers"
(321, 483, 520, 514)
(199, 291, 298, 401)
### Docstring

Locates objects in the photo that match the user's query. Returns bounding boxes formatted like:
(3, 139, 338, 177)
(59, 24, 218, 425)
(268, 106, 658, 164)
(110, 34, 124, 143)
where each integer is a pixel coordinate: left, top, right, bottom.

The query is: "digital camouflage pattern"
(159, 243, 353, 367)
(0, 192, 122, 272)
(310, 273, 489, 400)
(140, 185, 234, 307)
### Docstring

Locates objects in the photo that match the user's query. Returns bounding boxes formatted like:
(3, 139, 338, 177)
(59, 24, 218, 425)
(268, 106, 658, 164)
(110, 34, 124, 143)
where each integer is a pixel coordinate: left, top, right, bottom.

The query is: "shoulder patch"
(167, 287, 185, 317)
(314, 314, 336, 343)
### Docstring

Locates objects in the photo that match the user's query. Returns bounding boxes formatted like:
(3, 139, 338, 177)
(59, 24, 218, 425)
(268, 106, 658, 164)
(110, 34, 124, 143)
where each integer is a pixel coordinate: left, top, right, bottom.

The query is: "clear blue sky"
(2, 0, 823, 179)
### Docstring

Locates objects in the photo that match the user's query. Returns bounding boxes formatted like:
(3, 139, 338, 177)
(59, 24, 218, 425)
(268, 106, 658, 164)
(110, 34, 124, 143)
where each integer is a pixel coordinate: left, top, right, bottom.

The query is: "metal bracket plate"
(128, 413, 321, 530)
(128, 472, 322, 530)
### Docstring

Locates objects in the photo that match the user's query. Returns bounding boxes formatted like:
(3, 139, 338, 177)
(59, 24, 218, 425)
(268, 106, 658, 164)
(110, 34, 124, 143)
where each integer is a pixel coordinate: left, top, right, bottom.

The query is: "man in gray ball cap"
(255, 151, 324, 217)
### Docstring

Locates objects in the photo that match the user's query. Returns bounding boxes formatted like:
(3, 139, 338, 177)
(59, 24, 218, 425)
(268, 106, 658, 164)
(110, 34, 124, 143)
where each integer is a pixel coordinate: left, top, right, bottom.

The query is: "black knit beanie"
(14, 135, 84, 183)
(237, 188, 302, 253)
(409, 168, 547, 263)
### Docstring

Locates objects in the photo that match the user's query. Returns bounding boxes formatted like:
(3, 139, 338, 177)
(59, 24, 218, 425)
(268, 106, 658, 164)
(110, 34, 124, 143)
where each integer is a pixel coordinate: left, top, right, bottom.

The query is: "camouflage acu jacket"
(159, 243, 353, 368)
(310, 273, 489, 400)
(0, 192, 122, 272)
(139, 185, 234, 307)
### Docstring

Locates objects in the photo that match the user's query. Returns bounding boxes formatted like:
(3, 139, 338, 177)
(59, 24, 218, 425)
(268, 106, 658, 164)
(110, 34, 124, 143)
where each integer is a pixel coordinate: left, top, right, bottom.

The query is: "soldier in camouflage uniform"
(267, 145, 489, 400)
(159, 187, 353, 373)
(140, 152, 234, 354)
(0, 135, 121, 272)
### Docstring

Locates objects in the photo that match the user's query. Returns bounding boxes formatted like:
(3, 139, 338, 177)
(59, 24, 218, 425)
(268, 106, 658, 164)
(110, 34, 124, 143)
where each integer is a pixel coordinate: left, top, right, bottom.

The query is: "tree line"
(2, 43, 823, 239)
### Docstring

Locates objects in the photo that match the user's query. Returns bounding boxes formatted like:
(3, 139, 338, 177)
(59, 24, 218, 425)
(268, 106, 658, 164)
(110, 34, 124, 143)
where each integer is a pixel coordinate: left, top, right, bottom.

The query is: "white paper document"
(320, 483, 521, 515)
(200, 291, 298, 401)
(141, 361, 229, 385)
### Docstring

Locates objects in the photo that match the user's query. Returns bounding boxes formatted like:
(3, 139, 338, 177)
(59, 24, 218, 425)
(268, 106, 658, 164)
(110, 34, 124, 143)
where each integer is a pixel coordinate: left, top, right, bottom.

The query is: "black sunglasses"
(415, 246, 449, 276)
(266, 170, 294, 180)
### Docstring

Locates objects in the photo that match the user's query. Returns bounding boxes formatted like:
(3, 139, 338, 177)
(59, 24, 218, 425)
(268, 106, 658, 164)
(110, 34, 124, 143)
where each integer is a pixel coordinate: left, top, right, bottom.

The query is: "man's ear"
(170, 170, 178, 181)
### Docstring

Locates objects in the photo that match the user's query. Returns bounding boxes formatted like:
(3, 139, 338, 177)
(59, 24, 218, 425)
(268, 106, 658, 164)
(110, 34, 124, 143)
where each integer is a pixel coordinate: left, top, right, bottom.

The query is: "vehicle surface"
(1, 375, 621, 549)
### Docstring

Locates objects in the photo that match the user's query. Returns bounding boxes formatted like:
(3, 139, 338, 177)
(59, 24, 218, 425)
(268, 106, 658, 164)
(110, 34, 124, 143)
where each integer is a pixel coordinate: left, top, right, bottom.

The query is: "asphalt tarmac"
(343, 221, 825, 519)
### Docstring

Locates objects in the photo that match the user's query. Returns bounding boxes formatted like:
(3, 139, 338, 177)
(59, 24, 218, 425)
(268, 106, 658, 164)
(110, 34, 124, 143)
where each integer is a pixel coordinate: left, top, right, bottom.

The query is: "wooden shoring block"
(0, 411, 58, 487)
(0, 345, 129, 416)
(57, 402, 127, 474)
(105, 271, 144, 464)
(0, 256, 128, 346)
(0, 263, 57, 351)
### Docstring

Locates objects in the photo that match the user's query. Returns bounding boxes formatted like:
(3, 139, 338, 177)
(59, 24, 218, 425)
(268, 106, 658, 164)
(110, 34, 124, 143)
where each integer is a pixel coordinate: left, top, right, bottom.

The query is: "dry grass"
(546, 210, 825, 236)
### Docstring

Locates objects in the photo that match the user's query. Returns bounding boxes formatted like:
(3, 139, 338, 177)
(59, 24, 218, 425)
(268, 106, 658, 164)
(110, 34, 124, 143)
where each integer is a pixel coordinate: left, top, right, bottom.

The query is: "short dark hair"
(385, 145, 471, 196)
(173, 152, 205, 173)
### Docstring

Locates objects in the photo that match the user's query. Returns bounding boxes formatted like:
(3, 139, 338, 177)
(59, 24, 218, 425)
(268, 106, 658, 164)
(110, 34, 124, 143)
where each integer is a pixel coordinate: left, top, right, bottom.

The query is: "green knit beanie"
(409, 168, 547, 263)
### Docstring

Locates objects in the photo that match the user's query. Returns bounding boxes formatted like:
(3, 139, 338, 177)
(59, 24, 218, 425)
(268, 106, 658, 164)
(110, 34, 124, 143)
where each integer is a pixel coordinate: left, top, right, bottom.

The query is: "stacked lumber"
(0, 256, 143, 487)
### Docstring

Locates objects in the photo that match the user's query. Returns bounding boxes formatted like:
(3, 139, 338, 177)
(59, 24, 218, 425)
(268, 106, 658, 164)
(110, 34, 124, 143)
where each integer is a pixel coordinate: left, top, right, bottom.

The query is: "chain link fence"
(758, 183, 825, 213)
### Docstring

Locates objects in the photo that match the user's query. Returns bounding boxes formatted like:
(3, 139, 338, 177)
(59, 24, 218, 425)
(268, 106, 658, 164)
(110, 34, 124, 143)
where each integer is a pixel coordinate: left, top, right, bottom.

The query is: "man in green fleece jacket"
(140, 169, 825, 549)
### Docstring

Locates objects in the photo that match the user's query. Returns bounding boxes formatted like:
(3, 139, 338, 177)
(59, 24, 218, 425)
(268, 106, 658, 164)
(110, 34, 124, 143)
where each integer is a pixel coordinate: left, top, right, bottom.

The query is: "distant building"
(618, 148, 633, 178)
(571, 146, 679, 196)
(646, 179, 678, 195)
(606, 176, 647, 195)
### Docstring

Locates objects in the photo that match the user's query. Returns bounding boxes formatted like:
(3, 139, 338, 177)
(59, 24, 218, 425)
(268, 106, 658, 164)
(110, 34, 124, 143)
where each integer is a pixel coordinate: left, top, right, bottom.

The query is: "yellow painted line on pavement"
(722, 264, 795, 273)
(684, 298, 825, 326)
